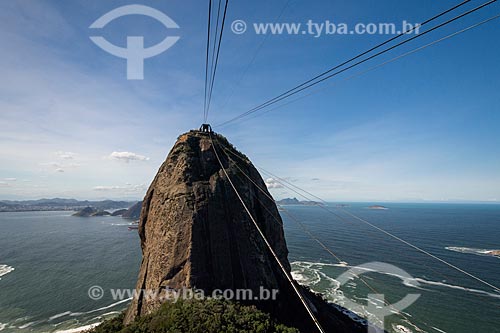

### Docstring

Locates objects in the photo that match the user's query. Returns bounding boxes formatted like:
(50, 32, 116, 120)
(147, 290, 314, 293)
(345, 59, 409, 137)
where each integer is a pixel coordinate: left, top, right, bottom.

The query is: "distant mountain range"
(0, 198, 136, 212)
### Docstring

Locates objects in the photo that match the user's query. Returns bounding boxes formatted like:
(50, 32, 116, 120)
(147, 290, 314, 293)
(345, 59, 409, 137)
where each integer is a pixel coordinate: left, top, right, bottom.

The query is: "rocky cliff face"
(124, 130, 371, 333)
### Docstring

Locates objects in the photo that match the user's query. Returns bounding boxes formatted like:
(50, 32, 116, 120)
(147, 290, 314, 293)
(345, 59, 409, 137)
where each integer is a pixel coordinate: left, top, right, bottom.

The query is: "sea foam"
(393, 324, 413, 333)
(54, 323, 101, 333)
(0, 265, 14, 280)
(445, 247, 500, 258)
(70, 297, 132, 316)
(414, 278, 500, 299)
(49, 311, 72, 321)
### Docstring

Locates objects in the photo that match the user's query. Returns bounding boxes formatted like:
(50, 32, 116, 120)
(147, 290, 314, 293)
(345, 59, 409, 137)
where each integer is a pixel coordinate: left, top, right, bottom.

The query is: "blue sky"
(0, 0, 499, 202)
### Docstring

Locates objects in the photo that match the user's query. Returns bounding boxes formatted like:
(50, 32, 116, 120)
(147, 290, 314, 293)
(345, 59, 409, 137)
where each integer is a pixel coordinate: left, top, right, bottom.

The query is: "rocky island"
(369, 205, 388, 210)
(276, 197, 322, 206)
(487, 250, 500, 258)
(72, 202, 142, 219)
(72, 207, 110, 217)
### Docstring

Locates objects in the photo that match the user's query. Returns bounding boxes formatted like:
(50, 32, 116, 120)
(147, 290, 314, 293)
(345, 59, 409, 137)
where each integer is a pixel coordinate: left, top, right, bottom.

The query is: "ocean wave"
(54, 323, 101, 333)
(413, 278, 500, 299)
(290, 260, 500, 332)
(291, 261, 426, 332)
(18, 321, 40, 329)
(0, 264, 14, 280)
(9, 298, 131, 332)
(291, 266, 322, 285)
(393, 324, 413, 333)
(293, 260, 500, 300)
(12, 316, 30, 324)
(50, 312, 119, 333)
(47, 298, 132, 321)
(92, 311, 121, 319)
(49, 311, 72, 321)
(70, 297, 132, 316)
(445, 247, 500, 258)
(400, 317, 428, 333)
(0, 323, 6, 331)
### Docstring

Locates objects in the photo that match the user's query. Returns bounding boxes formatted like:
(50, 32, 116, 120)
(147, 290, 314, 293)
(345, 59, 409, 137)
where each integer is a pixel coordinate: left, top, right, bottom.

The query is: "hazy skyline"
(1, 0, 499, 202)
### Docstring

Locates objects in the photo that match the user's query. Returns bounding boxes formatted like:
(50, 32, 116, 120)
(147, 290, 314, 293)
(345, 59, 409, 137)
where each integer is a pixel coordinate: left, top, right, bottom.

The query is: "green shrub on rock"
(91, 298, 299, 333)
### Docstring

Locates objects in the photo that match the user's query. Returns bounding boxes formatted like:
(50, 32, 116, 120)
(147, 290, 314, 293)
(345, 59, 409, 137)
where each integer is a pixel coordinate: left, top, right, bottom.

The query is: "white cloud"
(55, 151, 77, 160)
(93, 186, 123, 191)
(0, 181, 9, 187)
(108, 152, 150, 163)
(265, 178, 284, 189)
(0, 2, 198, 199)
(3, 178, 17, 182)
(93, 184, 147, 193)
(40, 162, 79, 173)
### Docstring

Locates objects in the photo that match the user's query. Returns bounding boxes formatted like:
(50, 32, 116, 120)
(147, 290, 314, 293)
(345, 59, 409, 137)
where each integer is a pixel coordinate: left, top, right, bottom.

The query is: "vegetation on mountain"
(91, 298, 299, 333)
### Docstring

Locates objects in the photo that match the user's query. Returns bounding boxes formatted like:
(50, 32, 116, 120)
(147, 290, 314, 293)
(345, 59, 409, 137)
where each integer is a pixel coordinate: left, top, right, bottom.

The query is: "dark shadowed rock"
(91, 210, 111, 216)
(124, 131, 374, 333)
(111, 209, 128, 216)
(276, 197, 300, 205)
(73, 207, 112, 217)
(122, 201, 142, 219)
(72, 207, 96, 217)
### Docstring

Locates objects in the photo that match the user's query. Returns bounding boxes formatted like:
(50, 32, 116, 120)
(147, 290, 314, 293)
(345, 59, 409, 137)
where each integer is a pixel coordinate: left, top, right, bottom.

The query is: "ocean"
(0, 203, 499, 333)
